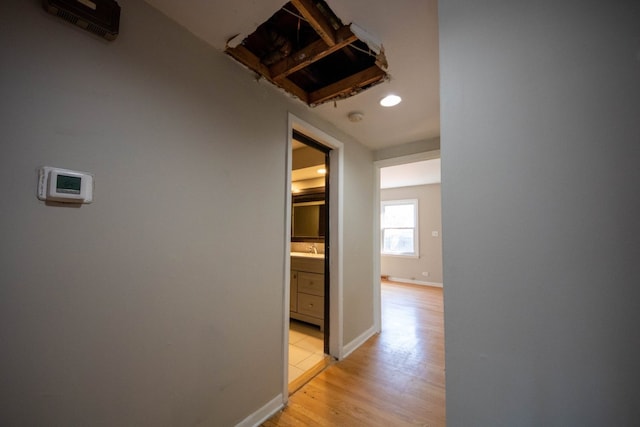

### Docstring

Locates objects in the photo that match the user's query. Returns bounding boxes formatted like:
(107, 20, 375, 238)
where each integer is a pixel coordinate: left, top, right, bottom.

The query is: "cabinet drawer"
(297, 272, 324, 296)
(291, 257, 324, 274)
(297, 293, 324, 319)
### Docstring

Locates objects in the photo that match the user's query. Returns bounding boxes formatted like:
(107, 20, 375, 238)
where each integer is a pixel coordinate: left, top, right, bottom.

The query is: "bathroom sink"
(291, 251, 324, 259)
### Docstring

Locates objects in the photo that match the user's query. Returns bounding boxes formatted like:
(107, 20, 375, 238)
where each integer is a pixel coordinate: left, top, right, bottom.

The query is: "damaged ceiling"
(225, 0, 389, 106)
(144, 0, 440, 150)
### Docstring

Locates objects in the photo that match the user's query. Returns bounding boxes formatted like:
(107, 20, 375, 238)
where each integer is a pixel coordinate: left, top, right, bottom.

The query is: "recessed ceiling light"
(380, 94, 402, 107)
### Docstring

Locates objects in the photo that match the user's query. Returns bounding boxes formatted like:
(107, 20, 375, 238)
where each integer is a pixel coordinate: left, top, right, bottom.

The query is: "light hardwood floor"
(264, 280, 446, 426)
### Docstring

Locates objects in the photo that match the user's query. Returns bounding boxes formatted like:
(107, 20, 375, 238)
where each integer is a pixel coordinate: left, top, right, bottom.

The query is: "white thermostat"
(37, 166, 94, 204)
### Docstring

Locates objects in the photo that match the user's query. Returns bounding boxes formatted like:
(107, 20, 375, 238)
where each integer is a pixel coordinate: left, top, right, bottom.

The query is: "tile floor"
(288, 320, 325, 384)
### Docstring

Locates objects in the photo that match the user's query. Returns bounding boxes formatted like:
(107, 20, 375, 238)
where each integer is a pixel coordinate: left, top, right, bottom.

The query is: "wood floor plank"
(263, 281, 446, 426)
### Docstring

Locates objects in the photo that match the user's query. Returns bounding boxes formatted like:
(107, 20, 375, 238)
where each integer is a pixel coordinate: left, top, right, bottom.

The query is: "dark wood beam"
(270, 26, 357, 81)
(309, 66, 387, 106)
(225, 45, 309, 104)
(290, 0, 336, 46)
(225, 45, 271, 77)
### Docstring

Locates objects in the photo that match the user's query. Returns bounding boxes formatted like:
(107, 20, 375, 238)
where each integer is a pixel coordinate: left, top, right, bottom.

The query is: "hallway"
(264, 281, 445, 426)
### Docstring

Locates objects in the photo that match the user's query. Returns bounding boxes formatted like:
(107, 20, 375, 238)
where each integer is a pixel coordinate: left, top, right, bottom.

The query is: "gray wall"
(342, 141, 375, 343)
(381, 184, 442, 284)
(440, 1, 640, 426)
(0, 0, 374, 425)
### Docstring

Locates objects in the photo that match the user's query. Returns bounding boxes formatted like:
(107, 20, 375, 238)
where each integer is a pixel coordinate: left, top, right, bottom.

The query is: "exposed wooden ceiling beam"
(290, 0, 337, 46)
(225, 3, 389, 107)
(226, 45, 270, 77)
(309, 65, 387, 105)
(226, 45, 309, 104)
(270, 26, 357, 81)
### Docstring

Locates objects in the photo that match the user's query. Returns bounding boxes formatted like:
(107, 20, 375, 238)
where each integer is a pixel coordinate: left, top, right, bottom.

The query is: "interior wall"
(381, 184, 442, 284)
(373, 137, 440, 161)
(440, 1, 640, 425)
(342, 141, 375, 344)
(0, 0, 376, 425)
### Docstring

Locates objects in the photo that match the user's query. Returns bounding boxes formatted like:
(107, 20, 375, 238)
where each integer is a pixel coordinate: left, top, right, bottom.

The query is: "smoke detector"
(348, 111, 364, 122)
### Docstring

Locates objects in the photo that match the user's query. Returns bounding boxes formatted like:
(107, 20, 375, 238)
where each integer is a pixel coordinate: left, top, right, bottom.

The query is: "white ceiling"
(144, 0, 440, 151)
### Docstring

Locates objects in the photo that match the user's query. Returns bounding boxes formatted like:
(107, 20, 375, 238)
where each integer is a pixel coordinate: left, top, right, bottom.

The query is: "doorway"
(288, 131, 330, 391)
(284, 113, 344, 400)
(373, 150, 442, 330)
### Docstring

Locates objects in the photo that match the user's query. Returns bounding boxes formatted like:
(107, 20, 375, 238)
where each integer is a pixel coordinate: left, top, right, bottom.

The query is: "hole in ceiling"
(225, 0, 389, 107)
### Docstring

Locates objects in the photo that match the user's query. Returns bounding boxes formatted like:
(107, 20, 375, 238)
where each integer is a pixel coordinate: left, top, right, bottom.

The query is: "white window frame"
(381, 199, 419, 258)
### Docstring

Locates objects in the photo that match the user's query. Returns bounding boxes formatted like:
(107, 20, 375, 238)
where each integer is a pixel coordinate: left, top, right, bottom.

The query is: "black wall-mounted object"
(43, 0, 120, 41)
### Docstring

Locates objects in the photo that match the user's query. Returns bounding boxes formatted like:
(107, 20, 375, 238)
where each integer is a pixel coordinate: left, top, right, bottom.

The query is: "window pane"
(383, 229, 415, 254)
(382, 204, 415, 228)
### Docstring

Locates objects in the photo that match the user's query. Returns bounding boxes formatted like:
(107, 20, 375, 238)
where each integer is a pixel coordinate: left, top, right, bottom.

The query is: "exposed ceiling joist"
(224, 0, 388, 107)
(226, 45, 310, 103)
(309, 65, 386, 105)
(290, 0, 337, 46)
(270, 25, 357, 81)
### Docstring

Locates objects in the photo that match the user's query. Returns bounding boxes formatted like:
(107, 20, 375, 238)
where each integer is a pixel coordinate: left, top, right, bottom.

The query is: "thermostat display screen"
(56, 174, 82, 194)
(38, 166, 93, 204)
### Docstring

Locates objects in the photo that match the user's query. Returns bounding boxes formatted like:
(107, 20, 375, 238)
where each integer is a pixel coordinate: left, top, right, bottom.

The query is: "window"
(381, 199, 419, 257)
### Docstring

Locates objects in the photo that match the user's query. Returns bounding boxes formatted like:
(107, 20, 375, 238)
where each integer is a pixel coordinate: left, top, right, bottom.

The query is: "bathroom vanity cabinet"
(290, 256, 324, 330)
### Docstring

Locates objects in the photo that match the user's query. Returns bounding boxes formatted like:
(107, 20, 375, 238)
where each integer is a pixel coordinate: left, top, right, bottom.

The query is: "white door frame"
(282, 113, 344, 401)
(372, 149, 441, 332)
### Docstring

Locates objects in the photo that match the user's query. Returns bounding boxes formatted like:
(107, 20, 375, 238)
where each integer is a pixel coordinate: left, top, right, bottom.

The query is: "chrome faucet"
(308, 244, 318, 254)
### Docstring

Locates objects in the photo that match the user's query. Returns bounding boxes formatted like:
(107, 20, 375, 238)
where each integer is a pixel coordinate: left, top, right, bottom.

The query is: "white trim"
(381, 253, 420, 259)
(286, 113, 345, 386)
(373, 167, 382, 333)
(386, 277, 443, 288)
(234, 394, 284, 427)
(341, 325, 378, 360)
(330, 139, 344, 359)
(282, 116, 294, 403)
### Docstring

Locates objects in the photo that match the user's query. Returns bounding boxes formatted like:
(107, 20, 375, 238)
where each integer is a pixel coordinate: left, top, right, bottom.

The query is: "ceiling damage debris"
(225, 0, 389, 107)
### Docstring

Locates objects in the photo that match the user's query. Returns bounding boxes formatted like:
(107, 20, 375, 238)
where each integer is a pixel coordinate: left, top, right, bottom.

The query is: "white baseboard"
(235, 394, 284, 427)
(341, 325, 378, 360)
(387, 276, 443, 288)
